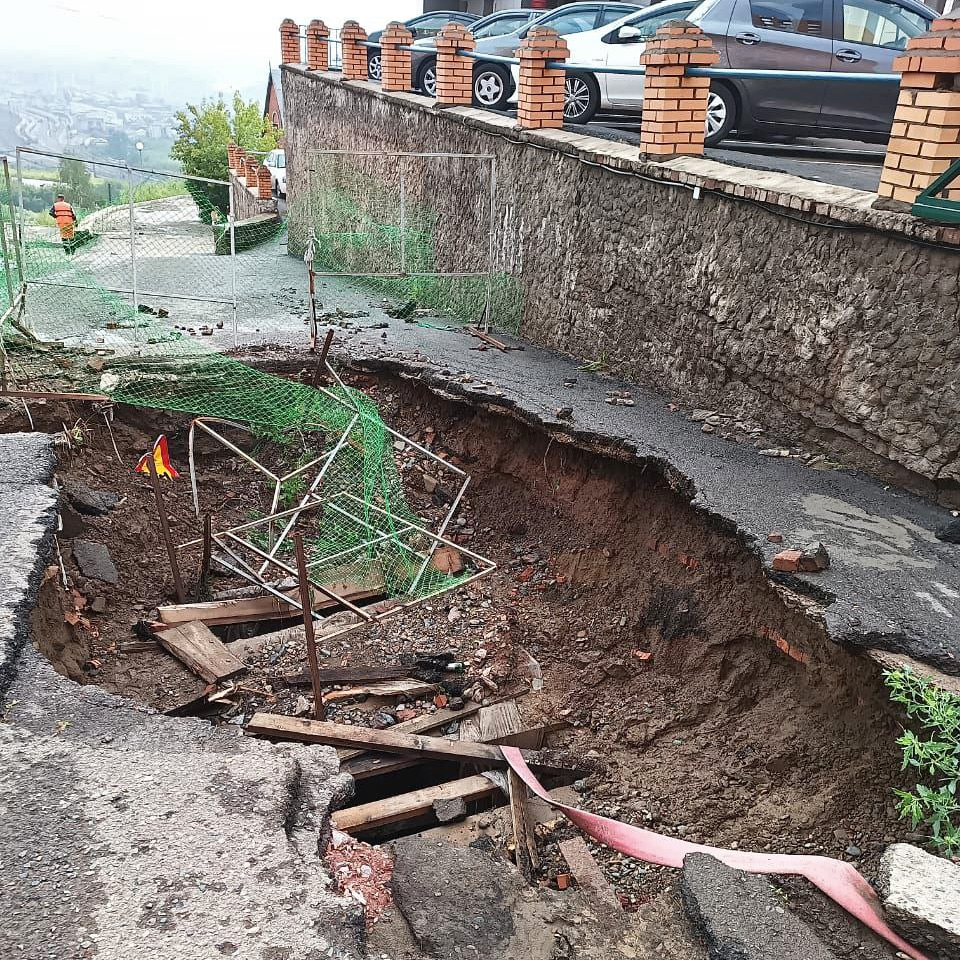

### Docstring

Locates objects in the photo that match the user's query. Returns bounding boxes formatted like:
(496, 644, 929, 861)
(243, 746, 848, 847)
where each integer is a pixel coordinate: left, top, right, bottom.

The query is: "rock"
(878, 843, 960, 960)
(701, 424, 715, 434)
(293, 695, 311, 717)
(935, 518, 960, 543)
(556, 406, 574, 420)
(431, 546, 463, 575)
(767, 532, 783, 544)
(63, 479, 118, 516)
(691, 409, 716, 422)
(772, 549, 803, 573)
(447, 607, 461, 624)
(371, 710, 396, 729)
(798, 541, 830, 572)
(680, 853, 837, 960)
(447, 696, 465, 711)
(432, 797, 467, 823)
(845, 844, 861, 857)
(422, 473, 438, 494)
(58, 502, 87, 538)
(90, 597, 107, 614)
(72, 540, 118, 584)
(759, 448, 790, 457)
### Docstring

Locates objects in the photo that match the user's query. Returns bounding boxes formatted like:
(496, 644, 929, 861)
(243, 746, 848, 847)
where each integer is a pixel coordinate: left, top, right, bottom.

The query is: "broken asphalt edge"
(337, 351, 960, 688)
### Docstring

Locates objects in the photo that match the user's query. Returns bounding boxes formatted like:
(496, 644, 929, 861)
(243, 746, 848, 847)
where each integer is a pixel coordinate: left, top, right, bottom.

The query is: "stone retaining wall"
(282, 66, 960, 503)
(229, 170, 278, 222)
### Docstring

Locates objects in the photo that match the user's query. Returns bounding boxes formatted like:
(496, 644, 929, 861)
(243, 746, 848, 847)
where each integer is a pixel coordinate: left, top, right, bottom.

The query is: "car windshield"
(474, 14, 532, 38)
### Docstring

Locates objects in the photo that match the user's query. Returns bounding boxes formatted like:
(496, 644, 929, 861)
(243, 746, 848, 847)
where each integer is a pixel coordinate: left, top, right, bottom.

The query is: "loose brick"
(772, 549, 803, 572)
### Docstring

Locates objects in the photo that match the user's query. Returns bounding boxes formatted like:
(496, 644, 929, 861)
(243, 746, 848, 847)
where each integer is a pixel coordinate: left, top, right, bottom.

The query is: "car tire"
(472, 63, 512, 111)
(564, 72, 600, 125)
(418, 57, 438, 98)
(704, 84, 736, 146)
(367, 51, 382, 82)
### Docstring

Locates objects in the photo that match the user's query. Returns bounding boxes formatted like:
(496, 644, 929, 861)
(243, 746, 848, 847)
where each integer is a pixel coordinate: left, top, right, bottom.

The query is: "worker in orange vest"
(49, 194, 77, 252)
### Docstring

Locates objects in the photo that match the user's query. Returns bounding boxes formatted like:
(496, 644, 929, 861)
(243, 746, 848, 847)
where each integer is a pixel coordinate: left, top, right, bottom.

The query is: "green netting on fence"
(1, 171, 473, 603)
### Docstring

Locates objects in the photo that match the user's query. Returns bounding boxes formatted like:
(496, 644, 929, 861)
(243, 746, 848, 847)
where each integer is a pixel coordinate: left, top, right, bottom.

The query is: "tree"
(171, 94, 282, 181)
(58, 158, 93, 209)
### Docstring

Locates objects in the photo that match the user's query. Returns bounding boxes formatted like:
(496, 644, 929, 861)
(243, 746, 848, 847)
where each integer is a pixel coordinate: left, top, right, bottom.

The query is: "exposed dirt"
(5, 369, 923, 960)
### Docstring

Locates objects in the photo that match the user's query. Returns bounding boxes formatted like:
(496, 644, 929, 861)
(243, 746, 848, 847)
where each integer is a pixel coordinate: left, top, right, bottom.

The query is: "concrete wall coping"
(284, 63, 960, 248)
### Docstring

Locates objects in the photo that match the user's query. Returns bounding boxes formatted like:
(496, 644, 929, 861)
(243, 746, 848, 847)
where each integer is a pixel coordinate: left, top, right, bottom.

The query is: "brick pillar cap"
(382, 22, 414, 42)
(342, 20, 367, 36)
(280, 18, 297, 30)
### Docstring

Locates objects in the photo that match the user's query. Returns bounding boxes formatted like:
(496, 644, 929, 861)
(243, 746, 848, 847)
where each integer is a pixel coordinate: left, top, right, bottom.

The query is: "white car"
(509, 0, 699, 124)
(264, 148, 286, 197)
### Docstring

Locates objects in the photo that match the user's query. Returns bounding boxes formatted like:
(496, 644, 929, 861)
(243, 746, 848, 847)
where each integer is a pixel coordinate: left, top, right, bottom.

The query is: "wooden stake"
(293, 531, 324, 719)
(508, 768, 540, 882)
(146, 453, 186, 603)
(312, 328, 334, 386)
(308, 264, 318, 351)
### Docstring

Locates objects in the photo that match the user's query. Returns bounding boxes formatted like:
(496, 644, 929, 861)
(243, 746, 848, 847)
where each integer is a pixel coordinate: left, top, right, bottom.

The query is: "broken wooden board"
(157, 581, 382, 628)
(155, 620, 246, 684)
(289, 663, 411, 686)
(322, 679, 436, 703)
(558, 836, 622, 910)
(246, 714, 588, 778)
(509, 768, 541, 882)
(333, 775, 500, 833)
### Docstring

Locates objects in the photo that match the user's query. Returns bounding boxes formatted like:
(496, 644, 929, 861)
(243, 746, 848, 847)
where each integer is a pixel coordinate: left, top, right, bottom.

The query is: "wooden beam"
(245, 714, 588, 778)
(156, 620, 246, 684)
(323, 679, 437, 703)
(332, 775, 498, 833)
(558, 837, 622, 910)
(509, 768, 540, 882)
(157, 582, 381, 628)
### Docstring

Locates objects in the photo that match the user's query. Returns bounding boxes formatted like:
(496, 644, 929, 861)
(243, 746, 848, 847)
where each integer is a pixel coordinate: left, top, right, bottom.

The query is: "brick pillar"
(638, 22, 719, 157)
(243, 155, 257, 185)
(341, 21, 369, 82)
(256, 164, 273, 200)
(878, 17, 960, 206)
(435, 23, 476, 105)
(227, 143, 239, 173)
(306, 19, 330, 72)
(280, 19, 300, 65)
(381, 22, 414, 92)
(516, 27, 569, 130)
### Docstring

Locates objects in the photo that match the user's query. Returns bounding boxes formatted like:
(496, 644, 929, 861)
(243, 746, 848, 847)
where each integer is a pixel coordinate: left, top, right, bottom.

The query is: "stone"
(90, 597, 107, 614)
(772, 549, 803, 573)
(63, 479, 118, 516)
(72, 540, 118, 584)
(556, 406, 574, 420)
(432, 796, 467, 823)
(293, 695, 312, 716)
(767, 531, 783, 544)
(422, 473, 438, 494)
(878, 843, 960, 960)
(935, 518, 960, 543)
(58, 502, 87, 539)
(680, 853, 837, 960)
(447, 696, 465, 711)
(798, 541, 830, 572)
(371, 710, 396, 728)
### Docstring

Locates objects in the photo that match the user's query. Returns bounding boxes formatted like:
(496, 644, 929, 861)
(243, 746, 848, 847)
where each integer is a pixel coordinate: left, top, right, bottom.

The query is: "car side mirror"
(617, 25, 650, 41)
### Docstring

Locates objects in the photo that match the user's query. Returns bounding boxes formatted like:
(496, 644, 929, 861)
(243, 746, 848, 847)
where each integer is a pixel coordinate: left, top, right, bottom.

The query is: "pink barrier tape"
(501, 746, 927, 960)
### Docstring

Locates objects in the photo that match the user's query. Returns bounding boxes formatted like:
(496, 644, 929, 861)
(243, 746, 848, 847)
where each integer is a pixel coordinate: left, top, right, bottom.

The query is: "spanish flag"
(135, 435, 179, 480)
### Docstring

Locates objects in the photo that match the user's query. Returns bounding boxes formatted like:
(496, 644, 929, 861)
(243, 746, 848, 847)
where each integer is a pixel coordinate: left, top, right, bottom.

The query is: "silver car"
(411, 9, 540, 97)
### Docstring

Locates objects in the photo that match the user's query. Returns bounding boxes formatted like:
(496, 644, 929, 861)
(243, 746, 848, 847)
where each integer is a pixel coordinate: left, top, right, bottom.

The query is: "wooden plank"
(156, 620, 246, 684)
(338, 704, 481, 762)
(246, 714, 588, 778)
(558, 837, 622, 910)
(157, 582, 382, 628)
(332, 775, 498, 833)
(509, 768, 540, 882)
(284, 663, 410, 686)
(323, 679, 436, 703)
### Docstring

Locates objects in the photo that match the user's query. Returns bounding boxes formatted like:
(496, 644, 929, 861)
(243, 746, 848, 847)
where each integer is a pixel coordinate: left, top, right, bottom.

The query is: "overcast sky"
(3, 0, 420, 92)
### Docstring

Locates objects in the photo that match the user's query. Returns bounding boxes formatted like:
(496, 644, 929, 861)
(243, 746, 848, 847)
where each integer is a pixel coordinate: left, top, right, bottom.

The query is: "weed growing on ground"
(885, 667, 960, 854)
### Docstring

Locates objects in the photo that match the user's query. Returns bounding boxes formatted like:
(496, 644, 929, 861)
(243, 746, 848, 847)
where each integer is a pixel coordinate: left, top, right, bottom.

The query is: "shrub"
(885, 667, 960, 854)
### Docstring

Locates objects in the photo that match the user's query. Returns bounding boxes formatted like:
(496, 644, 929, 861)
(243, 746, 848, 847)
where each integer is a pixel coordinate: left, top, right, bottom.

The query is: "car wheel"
(367, 52, 382, 82)
(418, 58, 438, 98)
(564, 72, 600, 125)
(472, 63, 511, 111)
(704, 84, 736, 146)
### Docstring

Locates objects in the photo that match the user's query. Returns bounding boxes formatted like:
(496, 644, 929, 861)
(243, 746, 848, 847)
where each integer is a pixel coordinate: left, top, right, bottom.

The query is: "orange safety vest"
(52, 200, 75, 226)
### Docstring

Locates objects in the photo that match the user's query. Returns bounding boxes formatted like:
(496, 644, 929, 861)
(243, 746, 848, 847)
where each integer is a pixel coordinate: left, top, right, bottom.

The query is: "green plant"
(885, 667, 960, 854)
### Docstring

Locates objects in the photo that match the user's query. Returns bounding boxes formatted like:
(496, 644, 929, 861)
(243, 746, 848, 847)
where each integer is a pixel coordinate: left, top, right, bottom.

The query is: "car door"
(603, 4, 697, 105)
(821, 0, 929, 134)
(724, 0, 832, 127)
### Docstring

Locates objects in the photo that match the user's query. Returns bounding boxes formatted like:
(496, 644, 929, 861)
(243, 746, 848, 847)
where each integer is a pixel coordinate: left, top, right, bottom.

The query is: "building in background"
(264, 66, 284, 131)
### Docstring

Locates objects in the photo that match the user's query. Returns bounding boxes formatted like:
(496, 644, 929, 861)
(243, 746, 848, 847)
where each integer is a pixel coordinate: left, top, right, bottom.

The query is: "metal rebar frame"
(179, 353, 495, 627)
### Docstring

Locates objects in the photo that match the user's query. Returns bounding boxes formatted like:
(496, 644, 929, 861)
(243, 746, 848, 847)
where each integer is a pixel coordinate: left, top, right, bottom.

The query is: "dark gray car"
(690, 0, 935, 142)
(411, 9, 541, 97)
(470, 1, 641, 109)
(367, 10, 478, 82)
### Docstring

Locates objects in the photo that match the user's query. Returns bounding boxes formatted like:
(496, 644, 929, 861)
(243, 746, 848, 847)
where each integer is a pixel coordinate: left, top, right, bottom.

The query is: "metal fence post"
(0, 160, 17, 309)
(483, 157, 496, 333)
(399, 165, 407, 276)
(228, 177, 238, 347)
(126, 163, 139, 316)
(3, 158, 26, 298)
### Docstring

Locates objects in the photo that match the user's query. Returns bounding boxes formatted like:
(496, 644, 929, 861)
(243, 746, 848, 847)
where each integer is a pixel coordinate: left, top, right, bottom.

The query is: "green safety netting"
(0, 174, 475, 603)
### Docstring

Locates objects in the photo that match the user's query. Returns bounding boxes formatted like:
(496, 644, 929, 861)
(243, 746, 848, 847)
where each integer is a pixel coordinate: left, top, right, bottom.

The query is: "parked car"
(541, 0, 936, 143)
(411, 8, 541, 97)
(264, 148, 286, 197)
(469, 1, 641, 110)
(368, 11, 479, 81)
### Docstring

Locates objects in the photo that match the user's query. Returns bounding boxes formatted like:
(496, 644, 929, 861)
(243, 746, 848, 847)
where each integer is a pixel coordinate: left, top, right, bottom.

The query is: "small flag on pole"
(135, 435, 179, 480)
